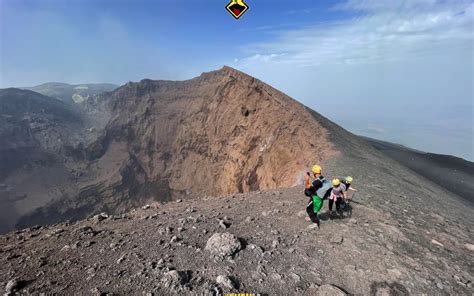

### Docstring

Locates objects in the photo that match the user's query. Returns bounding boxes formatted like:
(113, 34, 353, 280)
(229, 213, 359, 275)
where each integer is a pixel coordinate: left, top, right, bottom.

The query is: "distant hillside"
(22, 82, 118, 104)
(364, 136, 474, 204)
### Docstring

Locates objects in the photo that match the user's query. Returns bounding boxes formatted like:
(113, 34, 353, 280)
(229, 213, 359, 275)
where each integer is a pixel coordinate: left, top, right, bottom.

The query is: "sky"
(1, 0, 473, 160)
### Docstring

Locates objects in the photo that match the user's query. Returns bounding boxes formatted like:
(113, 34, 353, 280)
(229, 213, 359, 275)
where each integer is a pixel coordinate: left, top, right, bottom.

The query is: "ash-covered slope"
(364, 137, 474, 204)
(0, 89, 87, 233)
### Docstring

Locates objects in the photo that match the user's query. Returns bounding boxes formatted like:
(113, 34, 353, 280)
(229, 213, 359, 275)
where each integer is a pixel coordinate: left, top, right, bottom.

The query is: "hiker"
(339, 176, 357, 193)
(304, 165, 330, 227)
(328, 178, 347, 216)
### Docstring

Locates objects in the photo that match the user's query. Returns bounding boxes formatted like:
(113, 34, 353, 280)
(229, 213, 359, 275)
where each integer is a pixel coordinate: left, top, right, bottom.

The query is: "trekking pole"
(349, 192, 356, 205)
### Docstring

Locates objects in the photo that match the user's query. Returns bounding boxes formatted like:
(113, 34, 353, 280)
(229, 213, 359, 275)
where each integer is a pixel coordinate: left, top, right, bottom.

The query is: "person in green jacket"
(305, 165, 326, 227)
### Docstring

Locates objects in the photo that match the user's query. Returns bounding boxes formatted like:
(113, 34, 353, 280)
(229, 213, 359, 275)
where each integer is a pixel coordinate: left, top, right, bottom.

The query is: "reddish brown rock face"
(103, 66, 335, 198)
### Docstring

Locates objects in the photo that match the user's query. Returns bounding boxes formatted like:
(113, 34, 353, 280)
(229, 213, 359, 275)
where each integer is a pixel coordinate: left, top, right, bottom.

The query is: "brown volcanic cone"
(103, 66, 335, 196)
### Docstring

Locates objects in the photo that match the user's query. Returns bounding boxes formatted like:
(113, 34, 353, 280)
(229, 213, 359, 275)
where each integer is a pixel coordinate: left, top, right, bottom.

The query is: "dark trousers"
(306, 198, 320, 225)
(328, 197, 342, 211)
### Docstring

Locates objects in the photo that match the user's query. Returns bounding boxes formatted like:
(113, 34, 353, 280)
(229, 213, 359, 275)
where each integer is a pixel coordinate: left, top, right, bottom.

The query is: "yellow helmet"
(345, 176, 353, 183)
(311, 165, 322, 174)
(332, 178, 341, 186)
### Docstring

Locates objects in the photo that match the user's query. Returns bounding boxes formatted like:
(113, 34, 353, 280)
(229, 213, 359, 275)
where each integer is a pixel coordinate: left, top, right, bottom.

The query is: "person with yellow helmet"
(328, 178, 347, 217)
(338, 176, 357, 193)
(303, 164, 328, 227)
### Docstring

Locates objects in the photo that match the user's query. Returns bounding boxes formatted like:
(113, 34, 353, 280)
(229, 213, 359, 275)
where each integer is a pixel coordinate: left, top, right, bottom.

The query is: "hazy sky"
(1, 0, 473, 160)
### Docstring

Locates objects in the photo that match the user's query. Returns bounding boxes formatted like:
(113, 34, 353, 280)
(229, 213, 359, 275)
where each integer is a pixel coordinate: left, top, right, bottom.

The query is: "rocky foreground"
(1, 185, 473, 295)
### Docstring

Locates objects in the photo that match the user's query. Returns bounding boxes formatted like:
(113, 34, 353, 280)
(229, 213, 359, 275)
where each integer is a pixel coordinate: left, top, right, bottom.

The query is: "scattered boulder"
(116, 255, 126, 264)
(271, 239, 279, 248)
(61, 245, 71, 252)
(431, 239, 444, 247)
(76, 226, 98, 237)
(161, 270, 186, 288)
(49, 228, 64, 236)
(388, 268, 402, 278)
(247, 244, 264, 256)
(330, 235, 344, 245)
(216, 275, 234, 290)
(5, 279, 19, 295)
(289, 272, 301, 283)
(92, 212, 109, 223)
(348, 218, 357, 224)
(464, 243, 474, 251)
(218, 219, 230, 229)
(205, 233, 241, 259)
(270, 273, 283, 282)
(316, 284, 347, 296)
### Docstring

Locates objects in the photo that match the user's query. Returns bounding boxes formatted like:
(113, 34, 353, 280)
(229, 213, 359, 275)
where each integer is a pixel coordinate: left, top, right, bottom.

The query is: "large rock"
(316, 284, 347, 296)
(5, 279, 19, 295)
(161, 270, 187, 288)
(216, 275, 234, 289)
(205, 232, 242, 259)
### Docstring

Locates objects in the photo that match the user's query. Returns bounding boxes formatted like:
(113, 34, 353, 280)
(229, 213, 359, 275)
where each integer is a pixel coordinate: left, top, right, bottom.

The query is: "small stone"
(218, 220, 229, 229)
(161, 270, 186, 288)
(297, 210, 306, 217)
(170, 236, 179, 243)
(330, 235, 344, 245)
(289, 272, 301, 282)
(436, 282, 444, 289)
(176, 199, 182, 203)
(348, 218, 357, 224)
(431, 239, 444, 247)
(5, 279, 19, 294)
(216, 275, 234, 289)
(117, 255, 126, 264)
(464, 243, 474, 251)
(61, 245, 71, 252)
(307, 224, 319, 230)
(247, 244, 264, 256)
(142, 204, 151, 210)
(316, 284, 347, 295)
(388, 268, 402, 278)
(177, 227, 184, 233)
(262, 211, 269, 217)
(270, 273, 283, 281)
(92, 212, 108, 223)
(50, 228, 64, 236)
(245, 216, 254, 223)
(272, 239, 279, 248)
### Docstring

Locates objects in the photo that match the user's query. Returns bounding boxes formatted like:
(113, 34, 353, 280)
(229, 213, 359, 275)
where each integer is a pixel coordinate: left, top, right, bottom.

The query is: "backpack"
(316, 177, 333, 200)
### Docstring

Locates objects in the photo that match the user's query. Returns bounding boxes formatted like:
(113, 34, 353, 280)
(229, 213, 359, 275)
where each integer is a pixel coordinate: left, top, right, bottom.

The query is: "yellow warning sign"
(226, 0, 249, 20)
